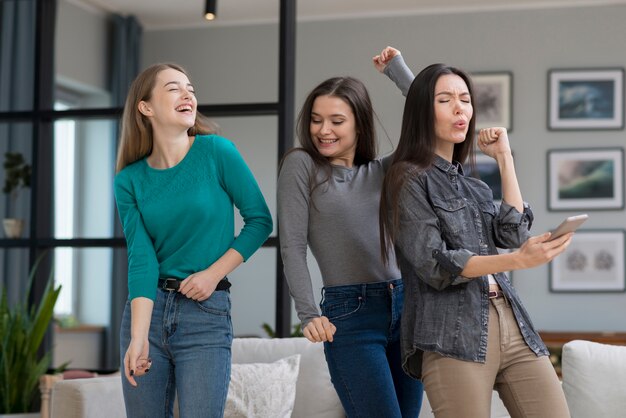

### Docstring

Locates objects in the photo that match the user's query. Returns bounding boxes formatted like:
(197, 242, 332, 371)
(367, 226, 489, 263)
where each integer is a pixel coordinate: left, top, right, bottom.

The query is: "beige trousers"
(421, 297, 570, 418)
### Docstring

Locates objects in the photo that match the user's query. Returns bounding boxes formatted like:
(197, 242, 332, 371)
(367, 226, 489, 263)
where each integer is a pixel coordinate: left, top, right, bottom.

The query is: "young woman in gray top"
(379, 57, 572, 417)
(277, 76, 423, 417)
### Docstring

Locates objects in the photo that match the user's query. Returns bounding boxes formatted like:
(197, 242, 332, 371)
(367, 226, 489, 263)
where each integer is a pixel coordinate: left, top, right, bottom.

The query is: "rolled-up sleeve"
(493, 201, 534, 249)
(394, 176, 476, 291)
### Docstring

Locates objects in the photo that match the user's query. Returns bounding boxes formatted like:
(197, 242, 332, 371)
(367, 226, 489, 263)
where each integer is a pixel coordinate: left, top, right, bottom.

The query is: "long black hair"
(380, 63, 476, 264)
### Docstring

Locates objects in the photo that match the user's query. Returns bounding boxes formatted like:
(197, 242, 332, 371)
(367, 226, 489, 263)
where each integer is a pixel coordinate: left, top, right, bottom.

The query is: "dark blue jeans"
(120, 289, 233, 418)
(321, 279, 424, 418)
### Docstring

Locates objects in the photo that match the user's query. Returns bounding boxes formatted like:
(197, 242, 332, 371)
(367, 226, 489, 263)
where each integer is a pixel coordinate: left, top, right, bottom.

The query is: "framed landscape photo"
(472, 72, 512, 131)
(550, 230, 625, 292)
(548, 148, 624, 211)
(466, 152, 503, 201)
(548, 68, 624, 130)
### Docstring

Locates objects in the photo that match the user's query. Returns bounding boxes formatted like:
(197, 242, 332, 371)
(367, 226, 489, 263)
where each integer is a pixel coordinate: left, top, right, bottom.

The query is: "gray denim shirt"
(395, 156, 549, 379)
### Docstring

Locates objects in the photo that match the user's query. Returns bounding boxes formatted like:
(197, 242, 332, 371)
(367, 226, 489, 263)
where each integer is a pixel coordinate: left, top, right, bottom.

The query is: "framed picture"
(472, 72, 512, 131)
(548, 148, 624, 211)
(550, 230, 625, 292)
(548, 68, 624, 130)
(466, 152, 502, 201)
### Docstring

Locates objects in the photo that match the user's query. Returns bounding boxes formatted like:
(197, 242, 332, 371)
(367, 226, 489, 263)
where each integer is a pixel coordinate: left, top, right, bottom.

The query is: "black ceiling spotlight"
(204, 0, 217, 21)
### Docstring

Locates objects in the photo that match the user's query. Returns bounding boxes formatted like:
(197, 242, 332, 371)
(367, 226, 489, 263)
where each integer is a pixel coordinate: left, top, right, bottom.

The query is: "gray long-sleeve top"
(277, 150, 400, 326)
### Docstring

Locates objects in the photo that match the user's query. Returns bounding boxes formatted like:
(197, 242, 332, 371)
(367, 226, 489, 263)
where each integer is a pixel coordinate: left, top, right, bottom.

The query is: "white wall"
(144, 3, 626, 334)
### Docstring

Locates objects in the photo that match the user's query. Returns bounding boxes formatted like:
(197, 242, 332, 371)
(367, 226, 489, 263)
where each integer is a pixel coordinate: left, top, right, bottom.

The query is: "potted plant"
(2, 152, 31, 239)
(0, 256, 61, 416)
(261, 322, 304, 338)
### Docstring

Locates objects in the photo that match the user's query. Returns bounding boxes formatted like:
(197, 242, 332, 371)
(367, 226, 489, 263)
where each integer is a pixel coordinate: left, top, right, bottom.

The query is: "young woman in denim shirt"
(378, 57, 572, 418)
(278, 76, 423, 417)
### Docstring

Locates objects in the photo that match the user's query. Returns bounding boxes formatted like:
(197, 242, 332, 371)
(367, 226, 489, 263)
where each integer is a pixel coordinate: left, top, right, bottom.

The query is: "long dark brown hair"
(380, 63, 476, 264)
(280, 76, 377, 197)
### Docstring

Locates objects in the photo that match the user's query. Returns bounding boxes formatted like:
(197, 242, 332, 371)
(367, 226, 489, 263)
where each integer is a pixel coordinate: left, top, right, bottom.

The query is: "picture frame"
(466, 152, 503, 201)
(550, 229, 626, 292)
(547, 148, 624, 211)
(548, 68, 624, 130)
(471, 72, 513, 131)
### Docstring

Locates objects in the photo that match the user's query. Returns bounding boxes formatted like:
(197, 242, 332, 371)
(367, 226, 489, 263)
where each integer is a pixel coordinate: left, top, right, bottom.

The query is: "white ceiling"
(70, 0, 626, 30)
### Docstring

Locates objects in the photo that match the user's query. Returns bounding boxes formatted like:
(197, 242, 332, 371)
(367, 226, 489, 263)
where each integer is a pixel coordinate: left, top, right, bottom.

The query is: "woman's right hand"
(303, 316, 337, 343)
(516, 232, 573, 269)
(372, 46, 401, 73)
(124, 337, 151, 387)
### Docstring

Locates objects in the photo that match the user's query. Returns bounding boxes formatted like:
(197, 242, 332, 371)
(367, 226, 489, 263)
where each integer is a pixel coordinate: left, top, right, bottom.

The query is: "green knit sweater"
(114, 135, 273, 300)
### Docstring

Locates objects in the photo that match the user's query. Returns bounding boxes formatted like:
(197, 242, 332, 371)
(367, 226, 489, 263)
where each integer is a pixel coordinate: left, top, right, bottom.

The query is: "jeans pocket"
(194, 291, 230, 316)
(321, 295, 363, 321)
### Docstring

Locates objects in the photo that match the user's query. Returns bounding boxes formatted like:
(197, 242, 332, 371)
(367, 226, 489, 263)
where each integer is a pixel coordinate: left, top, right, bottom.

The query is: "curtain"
(105, 13, 142, 370)
(0, 0, 36, 304)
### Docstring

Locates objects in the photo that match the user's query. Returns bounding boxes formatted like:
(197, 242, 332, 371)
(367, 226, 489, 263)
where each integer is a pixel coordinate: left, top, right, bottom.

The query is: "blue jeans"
(120, 289, 233, 418)
(321, 279, 424, 418)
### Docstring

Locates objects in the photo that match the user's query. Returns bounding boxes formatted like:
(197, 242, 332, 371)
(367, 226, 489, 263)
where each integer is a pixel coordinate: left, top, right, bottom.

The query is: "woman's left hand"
(372, 46, 401, 73)
(477, 127, 512, 159)
(179, 271, 222, 301)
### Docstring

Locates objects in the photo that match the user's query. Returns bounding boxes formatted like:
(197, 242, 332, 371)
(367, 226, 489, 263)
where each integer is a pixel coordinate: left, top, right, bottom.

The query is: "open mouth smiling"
(175, 104, 193, 113)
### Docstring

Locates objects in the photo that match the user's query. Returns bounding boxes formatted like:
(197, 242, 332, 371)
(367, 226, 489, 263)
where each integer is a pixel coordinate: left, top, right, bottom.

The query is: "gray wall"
(144, 4, 626, 334)
(56, 0, 109, 94)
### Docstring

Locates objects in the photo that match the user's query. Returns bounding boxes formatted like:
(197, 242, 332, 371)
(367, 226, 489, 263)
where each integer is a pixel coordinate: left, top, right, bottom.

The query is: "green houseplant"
(0, 256, 61, 414)
(261, 322, 304, 338)
(2, 152, 31, 239)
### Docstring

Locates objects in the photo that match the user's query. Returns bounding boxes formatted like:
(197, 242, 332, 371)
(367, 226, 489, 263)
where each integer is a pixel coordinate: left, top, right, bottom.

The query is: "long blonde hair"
(115, 63, 219, 173)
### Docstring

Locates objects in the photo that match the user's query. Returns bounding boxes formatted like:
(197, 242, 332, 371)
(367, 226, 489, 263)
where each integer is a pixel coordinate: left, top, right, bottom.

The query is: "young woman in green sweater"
(114, 63, 272, 417)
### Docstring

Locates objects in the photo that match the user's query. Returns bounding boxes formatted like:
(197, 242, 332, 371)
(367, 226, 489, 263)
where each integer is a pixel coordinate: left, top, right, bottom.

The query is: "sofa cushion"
(225, 354, 300, 418)
(232, 337, 343, 418)
(561, 339, 626, 418)
(50, 375, 125, 418)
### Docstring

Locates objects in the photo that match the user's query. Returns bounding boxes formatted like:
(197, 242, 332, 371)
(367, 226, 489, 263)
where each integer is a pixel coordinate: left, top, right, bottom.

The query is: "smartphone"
(549, 214, 589, 240)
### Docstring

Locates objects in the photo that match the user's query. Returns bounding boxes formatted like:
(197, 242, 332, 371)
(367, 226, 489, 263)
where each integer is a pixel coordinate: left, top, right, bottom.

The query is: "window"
(52, 95, 117, 324)
(53, 101, 76, 315)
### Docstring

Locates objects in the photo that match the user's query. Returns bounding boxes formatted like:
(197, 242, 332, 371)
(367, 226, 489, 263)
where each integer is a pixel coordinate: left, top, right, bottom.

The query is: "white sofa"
(46, 337, 530, 418)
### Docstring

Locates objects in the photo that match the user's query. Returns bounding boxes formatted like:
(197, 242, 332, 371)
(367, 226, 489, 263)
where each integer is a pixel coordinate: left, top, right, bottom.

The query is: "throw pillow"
(561, 339, 626, 418)
(224, 354, 301, 418)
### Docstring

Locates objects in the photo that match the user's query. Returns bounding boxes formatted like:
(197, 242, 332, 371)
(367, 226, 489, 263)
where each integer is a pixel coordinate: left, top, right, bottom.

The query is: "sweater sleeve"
(383, 54, 416, 97)
(277, 151, 321, 327)
(213, 137, 273, 261)
(114, 172, 160, 301)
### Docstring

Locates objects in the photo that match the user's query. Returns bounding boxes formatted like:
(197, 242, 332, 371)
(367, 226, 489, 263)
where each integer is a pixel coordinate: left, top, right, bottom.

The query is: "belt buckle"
(162, 278, 178, 291)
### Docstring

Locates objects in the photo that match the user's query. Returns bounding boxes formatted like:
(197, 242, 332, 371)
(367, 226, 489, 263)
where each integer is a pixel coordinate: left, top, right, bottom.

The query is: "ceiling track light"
(204, 0, 217, 21)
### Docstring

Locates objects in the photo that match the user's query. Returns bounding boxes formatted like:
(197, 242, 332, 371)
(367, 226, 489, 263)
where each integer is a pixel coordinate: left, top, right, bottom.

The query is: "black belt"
(158, 278, 231, 292)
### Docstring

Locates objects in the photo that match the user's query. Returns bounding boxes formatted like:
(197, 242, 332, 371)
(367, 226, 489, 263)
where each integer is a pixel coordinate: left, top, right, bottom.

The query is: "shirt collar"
(433, 154, 464, 176)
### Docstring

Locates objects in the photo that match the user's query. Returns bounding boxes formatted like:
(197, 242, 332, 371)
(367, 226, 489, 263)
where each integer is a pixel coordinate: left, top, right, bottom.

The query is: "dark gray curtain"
(105, 14, 142, 370)
(0, 0, 36, 304)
